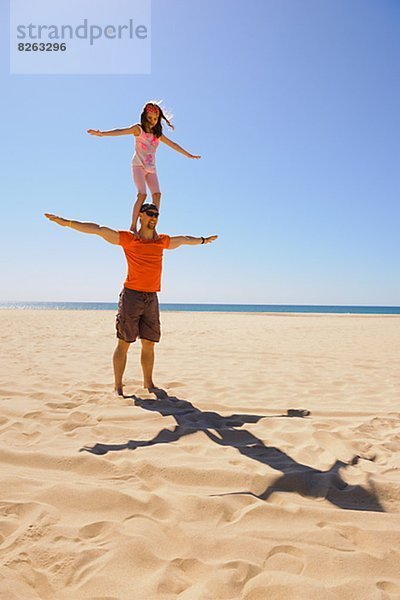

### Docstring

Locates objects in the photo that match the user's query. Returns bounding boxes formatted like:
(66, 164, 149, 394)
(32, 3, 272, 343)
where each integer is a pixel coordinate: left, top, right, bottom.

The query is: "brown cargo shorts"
(115, 288, 161, 343)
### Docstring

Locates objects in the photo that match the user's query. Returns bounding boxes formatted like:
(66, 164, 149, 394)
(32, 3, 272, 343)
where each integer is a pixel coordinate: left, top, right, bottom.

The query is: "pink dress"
(131, 125, 161, 195)
(132, 125, 160, 173)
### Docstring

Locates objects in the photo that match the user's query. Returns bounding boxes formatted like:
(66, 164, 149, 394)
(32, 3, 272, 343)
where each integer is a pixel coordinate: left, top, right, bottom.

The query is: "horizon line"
(1, 301, 400, 309)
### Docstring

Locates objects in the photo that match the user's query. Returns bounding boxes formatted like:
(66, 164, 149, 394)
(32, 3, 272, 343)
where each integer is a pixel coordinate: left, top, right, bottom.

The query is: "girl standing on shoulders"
(88, 102, 201, 232)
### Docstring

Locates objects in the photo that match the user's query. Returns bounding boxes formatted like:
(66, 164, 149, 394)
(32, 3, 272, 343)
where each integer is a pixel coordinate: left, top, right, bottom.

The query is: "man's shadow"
(81, 395, 384, 512)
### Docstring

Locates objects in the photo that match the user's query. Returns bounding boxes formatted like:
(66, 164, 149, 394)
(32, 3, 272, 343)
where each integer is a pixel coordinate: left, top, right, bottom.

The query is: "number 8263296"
(18, 43, 67, 51)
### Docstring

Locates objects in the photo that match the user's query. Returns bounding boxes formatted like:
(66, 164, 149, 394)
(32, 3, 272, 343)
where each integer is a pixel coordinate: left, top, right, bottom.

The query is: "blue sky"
(1, 0, 399, 304)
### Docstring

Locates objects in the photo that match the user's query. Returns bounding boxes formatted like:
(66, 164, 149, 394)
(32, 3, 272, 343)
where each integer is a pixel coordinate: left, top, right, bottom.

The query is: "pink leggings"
(132, 165, 161, 196)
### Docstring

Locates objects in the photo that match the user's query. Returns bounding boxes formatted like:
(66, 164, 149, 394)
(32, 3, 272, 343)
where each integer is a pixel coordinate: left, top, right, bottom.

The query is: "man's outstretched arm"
(167, 235, 218, 250)
(44, 214, 120, 245)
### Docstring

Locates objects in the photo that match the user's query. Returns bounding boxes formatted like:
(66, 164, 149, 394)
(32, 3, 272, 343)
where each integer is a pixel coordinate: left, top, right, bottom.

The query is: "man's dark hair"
(140, 203, 158, 213)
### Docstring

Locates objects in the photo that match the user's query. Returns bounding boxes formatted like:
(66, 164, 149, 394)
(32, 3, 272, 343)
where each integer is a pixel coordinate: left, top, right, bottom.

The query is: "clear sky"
(1, 0, 399, 304)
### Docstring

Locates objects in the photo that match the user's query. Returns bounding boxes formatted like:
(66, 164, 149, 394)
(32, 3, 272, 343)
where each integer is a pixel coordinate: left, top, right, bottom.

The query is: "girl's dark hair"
(140, 102, 173, 138)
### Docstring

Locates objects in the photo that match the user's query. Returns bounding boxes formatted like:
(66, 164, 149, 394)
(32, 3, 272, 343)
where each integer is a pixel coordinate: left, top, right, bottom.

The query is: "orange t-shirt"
(118, 231, 170, 292)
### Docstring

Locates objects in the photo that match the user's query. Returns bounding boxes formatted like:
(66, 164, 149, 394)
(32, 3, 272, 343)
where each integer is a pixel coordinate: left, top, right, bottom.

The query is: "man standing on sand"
(45, 204, 217, 396)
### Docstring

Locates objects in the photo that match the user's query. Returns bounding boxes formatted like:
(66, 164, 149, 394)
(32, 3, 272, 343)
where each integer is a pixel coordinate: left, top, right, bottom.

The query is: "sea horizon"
(0, 302, 399, 315)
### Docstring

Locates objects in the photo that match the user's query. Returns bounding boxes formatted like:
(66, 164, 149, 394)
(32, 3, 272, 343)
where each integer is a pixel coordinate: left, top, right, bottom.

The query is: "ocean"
(0, 302, 399, 314)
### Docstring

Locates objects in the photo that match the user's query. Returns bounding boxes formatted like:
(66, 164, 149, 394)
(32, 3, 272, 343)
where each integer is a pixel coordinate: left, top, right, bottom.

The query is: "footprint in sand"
(155, 561, 192, 596)
(165, 381, 185, 388)
(1, 421, 42, 445)
(84, 382, 113, 391)
(45, 401, 78, 411)
(0, 417, 9, 428)
(315, 522, 359, 552)
(78, 521, 115, 541)
(0, 389, 15, 398)
(23, 411, 42, 419)
(62, 411, 97, 432)
(313, 430, 354, 462)
(0, 501, 57, 551)
(376, 581, 400, 595)
(264, 545, 305, 575)
(0, 515, 21, 543)
(221, 559, 261, 586)
(19, 430, 42, 444)
(29, 391, 49, 400)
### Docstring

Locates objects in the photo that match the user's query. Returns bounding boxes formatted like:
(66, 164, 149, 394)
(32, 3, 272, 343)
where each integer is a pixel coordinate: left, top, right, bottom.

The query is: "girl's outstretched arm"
(87, 124, 140, 137)
(160, 134, 201, 159)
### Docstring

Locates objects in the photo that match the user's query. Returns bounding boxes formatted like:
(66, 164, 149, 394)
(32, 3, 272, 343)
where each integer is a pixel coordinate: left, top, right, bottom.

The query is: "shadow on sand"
(81, 394, 384, 512)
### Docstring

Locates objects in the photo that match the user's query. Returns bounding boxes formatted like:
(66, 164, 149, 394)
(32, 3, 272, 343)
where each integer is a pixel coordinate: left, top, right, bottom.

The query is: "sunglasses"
(144, 210, 159, 218)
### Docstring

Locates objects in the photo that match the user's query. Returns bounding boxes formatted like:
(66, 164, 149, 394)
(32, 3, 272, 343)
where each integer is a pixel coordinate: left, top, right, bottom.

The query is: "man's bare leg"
(140, 338, 155, 389)
(113, 339, 130, 395)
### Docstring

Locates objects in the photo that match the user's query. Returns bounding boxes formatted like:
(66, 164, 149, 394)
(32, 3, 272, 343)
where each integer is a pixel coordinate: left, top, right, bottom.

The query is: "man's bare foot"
(114, 385, 124, 397)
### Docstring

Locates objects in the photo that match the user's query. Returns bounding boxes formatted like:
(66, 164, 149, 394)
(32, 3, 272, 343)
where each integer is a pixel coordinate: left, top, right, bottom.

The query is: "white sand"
(1, 310, 399, 599)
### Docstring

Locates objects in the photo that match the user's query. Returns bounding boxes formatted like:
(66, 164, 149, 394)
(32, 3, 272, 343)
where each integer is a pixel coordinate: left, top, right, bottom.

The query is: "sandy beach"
(1, 309, 399, 599)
